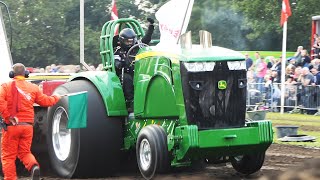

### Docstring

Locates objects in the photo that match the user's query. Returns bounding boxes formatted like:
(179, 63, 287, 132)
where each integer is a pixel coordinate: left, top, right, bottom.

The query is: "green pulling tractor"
(32, 18, 273, 179)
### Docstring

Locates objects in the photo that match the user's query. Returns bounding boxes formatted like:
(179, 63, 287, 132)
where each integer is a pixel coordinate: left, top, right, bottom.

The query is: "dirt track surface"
(12, 143, 320, 180)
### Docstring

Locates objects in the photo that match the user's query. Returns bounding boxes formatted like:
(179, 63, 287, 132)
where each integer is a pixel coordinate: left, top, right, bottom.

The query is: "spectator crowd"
(25, 63, 104, 74)
(245, 37, 320, 114)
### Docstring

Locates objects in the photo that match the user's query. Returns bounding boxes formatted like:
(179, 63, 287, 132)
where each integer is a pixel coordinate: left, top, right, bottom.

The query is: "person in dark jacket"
(311, 67, 320, 85)
(114, 18, 154, 112)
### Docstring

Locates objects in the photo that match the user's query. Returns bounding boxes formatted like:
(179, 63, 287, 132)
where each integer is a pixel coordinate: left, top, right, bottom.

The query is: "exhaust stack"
(180, 31, 192, 49)
(199, 30, 212, 48)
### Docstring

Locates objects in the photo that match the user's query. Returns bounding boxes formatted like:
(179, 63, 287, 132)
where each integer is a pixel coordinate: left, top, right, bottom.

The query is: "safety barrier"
(246, 83, 320, 114)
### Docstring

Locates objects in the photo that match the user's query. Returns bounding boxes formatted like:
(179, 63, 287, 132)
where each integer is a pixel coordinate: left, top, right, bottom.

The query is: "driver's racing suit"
(114, 23, 154, 111)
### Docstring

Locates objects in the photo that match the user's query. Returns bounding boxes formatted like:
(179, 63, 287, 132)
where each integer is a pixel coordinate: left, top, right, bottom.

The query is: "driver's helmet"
(119, 28, 137, 51)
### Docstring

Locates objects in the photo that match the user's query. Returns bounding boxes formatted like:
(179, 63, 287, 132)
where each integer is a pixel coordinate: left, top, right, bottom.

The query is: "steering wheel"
(126, 42, 149, 66)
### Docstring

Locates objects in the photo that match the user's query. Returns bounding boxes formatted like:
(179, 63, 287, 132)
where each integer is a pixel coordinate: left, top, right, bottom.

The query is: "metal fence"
(247, 83, 320, 114)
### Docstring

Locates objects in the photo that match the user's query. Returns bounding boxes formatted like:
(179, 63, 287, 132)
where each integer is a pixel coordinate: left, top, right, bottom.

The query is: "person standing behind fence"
(256, 56, 267, 92)
(298, 67, 315, 113)
(311, 67, 320, 85)
(253, 52, 261, 70)
(298, 67, 314, 86)
(245, 53, 253, 71)
(313, 37, 320, 59)
(293, 66, 302, 81)
(271, 57, 282, 80)
(301, 50, 311, 68)
(0, 63, 61, 180)
(266, 56, 275, 69)
(294, 46, 303, 65)
(310, 58, 320, 71)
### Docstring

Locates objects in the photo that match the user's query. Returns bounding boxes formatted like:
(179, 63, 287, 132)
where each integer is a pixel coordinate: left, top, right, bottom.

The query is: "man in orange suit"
(0, 63, 61, 180)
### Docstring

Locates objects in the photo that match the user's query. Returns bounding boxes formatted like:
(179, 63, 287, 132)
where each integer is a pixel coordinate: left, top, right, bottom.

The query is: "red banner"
(111, 0, 118, 20)
(111, 0, 119, 34)
(280, 0, 292, 26)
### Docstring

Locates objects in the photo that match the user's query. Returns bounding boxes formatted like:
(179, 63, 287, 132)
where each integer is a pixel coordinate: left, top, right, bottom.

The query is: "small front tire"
(136, 125, 169, 179)
(231, 152, 266, 175)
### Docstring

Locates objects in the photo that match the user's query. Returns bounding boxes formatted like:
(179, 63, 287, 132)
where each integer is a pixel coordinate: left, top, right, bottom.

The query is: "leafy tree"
(2, 0, 318, 68)
(2, 0, 163, 67)
(2, 0, 78, 67)
(232, 0, 320, 51)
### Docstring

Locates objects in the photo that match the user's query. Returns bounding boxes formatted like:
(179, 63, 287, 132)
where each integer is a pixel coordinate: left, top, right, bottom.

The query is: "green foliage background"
(0, 0, 319, 67)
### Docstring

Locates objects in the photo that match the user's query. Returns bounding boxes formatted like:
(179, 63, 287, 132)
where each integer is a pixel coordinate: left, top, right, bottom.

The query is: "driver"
(114, 18, 154, 112)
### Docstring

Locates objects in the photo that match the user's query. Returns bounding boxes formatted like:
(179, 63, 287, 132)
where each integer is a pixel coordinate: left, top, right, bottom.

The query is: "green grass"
(240, 51, 295, 60)
(266, 112, 320, 121)
(272, 120, 320, 127)
(266, 112, 320, 148)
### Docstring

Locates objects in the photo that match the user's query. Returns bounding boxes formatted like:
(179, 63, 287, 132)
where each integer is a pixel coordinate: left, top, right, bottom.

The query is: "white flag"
(155, 0, 194, 46)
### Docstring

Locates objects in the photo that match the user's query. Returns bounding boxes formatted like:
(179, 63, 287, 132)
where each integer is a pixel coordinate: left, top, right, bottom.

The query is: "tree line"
(1, 0, 319, 67)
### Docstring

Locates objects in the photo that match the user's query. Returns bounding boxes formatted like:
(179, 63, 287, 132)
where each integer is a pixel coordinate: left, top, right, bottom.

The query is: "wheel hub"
(139, 138, 151, 171)
(233, 155, 244, 162)
(52, 107, 71, 161)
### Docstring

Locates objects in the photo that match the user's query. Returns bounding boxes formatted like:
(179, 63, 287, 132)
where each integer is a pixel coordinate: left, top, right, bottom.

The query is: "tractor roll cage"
(100, 18, 145, 72)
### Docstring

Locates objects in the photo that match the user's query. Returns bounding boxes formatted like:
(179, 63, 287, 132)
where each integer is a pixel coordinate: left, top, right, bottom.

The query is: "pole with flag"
(111, 0, 119, 35)
(280, 0, 292, 114)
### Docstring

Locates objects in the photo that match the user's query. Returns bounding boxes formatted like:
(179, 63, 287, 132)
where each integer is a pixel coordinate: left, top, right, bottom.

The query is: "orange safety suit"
(0, 76, 60, 180)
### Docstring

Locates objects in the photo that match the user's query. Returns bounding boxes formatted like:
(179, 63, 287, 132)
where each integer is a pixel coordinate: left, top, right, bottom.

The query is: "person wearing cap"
(0, 63, 61, 180)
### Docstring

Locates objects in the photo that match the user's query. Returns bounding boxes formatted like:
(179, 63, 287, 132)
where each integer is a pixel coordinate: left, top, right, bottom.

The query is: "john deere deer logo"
(218, 80, 227, 90)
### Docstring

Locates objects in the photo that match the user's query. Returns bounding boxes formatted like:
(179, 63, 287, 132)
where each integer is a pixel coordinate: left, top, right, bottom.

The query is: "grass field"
(240, 51, 295, 60)
(266, 112, 320, 148)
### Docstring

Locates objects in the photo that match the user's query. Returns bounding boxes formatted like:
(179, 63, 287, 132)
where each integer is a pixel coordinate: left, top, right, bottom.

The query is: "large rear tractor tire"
(231, 152, 266, 175)
(136, 125, 170, 180)
(47, 80, 123, 178)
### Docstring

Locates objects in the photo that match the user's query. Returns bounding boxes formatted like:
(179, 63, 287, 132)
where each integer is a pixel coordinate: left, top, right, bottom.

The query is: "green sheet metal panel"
(123, 119, 178, 150)
(198, 121, 273, 148)
(172, 121, 273, 162)
(134, 54, 179, 118)
(69, 71, 127, 116)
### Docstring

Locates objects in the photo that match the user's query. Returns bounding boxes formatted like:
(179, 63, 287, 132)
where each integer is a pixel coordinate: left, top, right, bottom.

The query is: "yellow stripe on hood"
(136, 51, 183, 64)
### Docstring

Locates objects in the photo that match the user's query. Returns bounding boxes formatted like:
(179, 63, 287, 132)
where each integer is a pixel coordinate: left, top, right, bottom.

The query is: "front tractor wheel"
(136, 125, 170, 180)
(47, 80, 123, 178)
(231, 152, 266, 175)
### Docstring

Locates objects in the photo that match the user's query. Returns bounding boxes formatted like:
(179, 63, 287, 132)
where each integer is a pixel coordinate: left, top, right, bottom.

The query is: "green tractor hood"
(180, 45, 245, 62)
(137, 29, 244, 63)
(136, 45, 245, 63)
